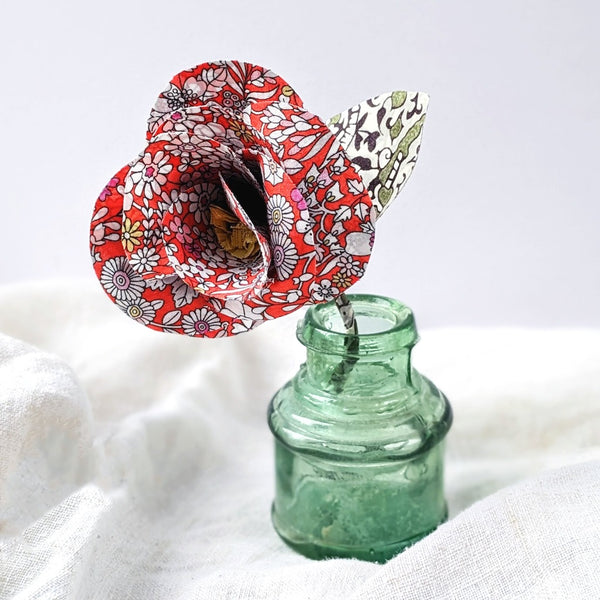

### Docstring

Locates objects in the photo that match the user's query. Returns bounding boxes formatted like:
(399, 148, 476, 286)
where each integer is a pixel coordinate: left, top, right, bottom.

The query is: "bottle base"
(272, 503, 448, 563)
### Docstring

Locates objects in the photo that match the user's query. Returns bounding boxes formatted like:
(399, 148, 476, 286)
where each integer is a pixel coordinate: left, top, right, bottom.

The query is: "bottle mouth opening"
(297, 294, 418, 357)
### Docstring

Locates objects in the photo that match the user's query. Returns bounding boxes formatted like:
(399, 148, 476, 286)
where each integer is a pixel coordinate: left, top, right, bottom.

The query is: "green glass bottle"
(268, 294, 452, 562)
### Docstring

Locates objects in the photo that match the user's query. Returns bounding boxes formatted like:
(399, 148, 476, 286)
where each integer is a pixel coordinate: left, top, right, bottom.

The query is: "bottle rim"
(297, 294, 419, 357)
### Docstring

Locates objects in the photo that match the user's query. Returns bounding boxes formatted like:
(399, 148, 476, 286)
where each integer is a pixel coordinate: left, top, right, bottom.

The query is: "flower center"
(210, 205, 260, 259)
(273, 245, 284, 267)
(113, 270, 130, 290)
(194, 320, 208, 333)
(128, 305, 142, 318)
(145, 166, 155, 178)
(271, 208, 283, 225)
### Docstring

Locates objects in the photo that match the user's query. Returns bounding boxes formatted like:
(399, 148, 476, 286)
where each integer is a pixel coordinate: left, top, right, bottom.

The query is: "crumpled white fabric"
(0, 280, 599, 600)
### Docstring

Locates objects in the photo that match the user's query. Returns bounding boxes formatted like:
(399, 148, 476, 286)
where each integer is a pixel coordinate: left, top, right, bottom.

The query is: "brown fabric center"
(209, 205, 260, 259)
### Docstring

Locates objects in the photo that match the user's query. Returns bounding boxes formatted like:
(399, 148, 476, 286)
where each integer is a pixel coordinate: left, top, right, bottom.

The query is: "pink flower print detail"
(290, 188, 307, 210)
(99, 177, 119, 201)
(169, 216, 193, 244)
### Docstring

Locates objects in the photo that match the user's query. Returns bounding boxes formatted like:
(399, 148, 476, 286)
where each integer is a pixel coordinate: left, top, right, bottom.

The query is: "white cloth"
(0, 280, 599, 600)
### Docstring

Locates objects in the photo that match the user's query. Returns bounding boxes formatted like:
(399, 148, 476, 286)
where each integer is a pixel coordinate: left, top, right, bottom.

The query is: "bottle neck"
(297, 295, 419, 403)
(304, 346, 414, 394)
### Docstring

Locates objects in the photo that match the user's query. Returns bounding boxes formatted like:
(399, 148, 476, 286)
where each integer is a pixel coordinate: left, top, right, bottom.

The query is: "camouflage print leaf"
(327, 91, 429, 219)
(366, 132, 379, 153)
(352, 156, 372, 171)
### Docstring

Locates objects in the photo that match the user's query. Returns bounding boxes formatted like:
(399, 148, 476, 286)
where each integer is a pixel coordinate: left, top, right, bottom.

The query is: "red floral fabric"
(90, 61, 375, 337)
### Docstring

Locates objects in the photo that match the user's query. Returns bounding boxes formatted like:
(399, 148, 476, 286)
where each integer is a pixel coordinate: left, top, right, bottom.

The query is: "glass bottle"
(268, 294, 452, 563)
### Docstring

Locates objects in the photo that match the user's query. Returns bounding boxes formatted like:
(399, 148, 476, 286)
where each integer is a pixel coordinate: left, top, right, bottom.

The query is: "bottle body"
(268, 295, 452, 562)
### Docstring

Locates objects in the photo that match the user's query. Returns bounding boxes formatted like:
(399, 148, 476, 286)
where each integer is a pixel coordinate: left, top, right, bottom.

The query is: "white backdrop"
(1, 0, 598, 327)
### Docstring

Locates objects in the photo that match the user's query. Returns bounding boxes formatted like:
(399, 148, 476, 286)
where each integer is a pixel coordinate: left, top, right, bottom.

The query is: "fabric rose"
(90, 61, 428, 337)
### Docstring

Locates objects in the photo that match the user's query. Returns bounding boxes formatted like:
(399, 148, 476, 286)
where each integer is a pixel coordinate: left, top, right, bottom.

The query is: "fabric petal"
(247, 101, 374, 299)
(148, 61, 304, 140)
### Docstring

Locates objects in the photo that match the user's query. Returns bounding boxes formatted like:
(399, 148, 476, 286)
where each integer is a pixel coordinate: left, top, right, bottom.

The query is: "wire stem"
(331, 293, 360, 393)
